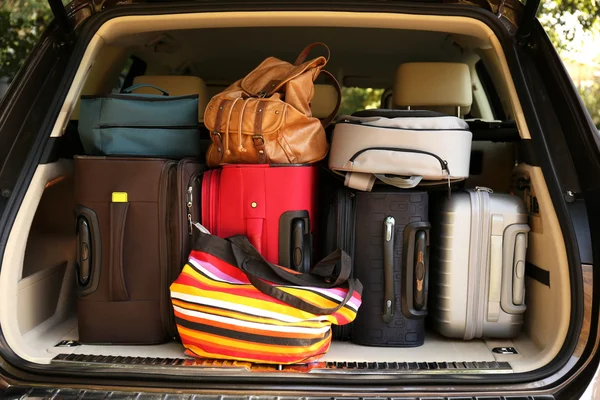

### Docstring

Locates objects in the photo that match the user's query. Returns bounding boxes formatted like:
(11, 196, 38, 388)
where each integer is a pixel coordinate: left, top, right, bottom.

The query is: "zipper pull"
(193, 222, 211, 235)
(187, 186, 193, 208)
(187, 186, 193, 235)
(441, 160, 452, 200)
(442, 160, 450, 172)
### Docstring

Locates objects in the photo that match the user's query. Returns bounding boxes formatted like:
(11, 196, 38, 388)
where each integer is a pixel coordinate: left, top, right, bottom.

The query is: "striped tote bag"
(170, 231, 362, 364)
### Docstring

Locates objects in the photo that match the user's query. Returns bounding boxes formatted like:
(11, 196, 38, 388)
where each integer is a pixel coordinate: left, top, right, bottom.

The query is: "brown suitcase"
(74, 156, 205, 344)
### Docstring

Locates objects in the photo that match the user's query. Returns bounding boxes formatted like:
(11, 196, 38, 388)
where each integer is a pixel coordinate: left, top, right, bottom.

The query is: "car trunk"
(0, 10, 576, 382)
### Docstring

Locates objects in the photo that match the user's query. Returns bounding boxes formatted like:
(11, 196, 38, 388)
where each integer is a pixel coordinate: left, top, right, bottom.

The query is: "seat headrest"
(132, 75, 209, 122)
(393, 63, 472, 116)
(311, 84, 339, 119)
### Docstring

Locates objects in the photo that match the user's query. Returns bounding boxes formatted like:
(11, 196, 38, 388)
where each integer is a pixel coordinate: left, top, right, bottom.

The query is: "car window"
(338, 87, 385, 115)
(111, 56, 147, 93)
(475, 61, 506, 121)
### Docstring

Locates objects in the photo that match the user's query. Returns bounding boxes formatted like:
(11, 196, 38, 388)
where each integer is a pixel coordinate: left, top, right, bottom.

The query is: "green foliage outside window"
(0, 0, 52, 79)
(338, 87, 385, 116)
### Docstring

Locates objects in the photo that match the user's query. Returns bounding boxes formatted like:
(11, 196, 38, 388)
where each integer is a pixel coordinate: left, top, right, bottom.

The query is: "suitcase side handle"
(382, 216, 395, 323)
(74, 205, 102, 297)
(402, 221, 431, 319)
(279, 211, 311, 273)
(500, 223, 530, 315)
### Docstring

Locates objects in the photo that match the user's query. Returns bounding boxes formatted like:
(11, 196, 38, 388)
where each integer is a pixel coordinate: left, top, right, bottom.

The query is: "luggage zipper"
(161, 162, 178, 340)
(186, 171, 204, 235)
(465, 187, 493, 340)
(345, 191, 356, 260)
(176, 161, 189, 267)
(337, 190, 356, 262)
(477, 187, 493, 339)
(341, 116, 469, 130)
(348, 147, 451, 196)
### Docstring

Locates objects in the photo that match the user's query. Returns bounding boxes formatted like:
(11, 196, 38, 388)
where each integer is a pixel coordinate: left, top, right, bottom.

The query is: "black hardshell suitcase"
(323, 187, 356, 341)
(350, 191, 430, 347)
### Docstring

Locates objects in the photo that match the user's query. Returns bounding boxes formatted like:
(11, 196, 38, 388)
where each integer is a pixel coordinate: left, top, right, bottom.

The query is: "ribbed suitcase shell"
(430, 188, 529, 339)
(201, 164, 317, 270)
(351, 191, 428, 347)
(323, 188, 356, 341)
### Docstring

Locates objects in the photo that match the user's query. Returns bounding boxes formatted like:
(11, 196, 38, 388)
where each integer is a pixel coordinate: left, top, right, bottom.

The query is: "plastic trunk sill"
(52, 354, 513, 376)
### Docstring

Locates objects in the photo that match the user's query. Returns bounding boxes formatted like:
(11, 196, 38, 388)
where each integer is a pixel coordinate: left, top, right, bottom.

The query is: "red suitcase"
(201, 164, 318, 272)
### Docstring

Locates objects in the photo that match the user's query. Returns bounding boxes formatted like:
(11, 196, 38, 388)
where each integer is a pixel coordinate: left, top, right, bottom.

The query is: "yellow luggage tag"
(111, 192, 128, 203)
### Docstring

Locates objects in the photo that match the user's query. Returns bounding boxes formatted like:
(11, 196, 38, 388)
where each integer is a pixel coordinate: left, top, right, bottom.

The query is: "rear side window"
(111, 56, 147, 93)
(475, 61, 507, 120)
(339, 87, 385, 115)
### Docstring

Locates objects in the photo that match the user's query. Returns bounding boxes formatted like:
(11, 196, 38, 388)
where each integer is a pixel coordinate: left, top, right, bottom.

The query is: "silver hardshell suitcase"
(430, 187, 530, 340)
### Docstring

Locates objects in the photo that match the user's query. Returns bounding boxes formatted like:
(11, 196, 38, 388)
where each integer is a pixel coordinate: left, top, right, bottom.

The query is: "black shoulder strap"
(227, 235, 361, 315)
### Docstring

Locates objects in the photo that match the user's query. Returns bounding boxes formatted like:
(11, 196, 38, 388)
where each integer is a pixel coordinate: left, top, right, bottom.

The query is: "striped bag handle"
(227, 235, 362, 316)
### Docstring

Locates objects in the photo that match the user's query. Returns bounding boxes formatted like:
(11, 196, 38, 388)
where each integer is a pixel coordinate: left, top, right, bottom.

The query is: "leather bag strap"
(294, 42, 331, 65)
(318, 70, 342, 128)
(109, 202, 130, 301)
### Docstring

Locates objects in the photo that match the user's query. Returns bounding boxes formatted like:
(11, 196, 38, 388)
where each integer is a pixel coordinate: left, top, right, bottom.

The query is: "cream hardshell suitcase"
(430, 187, 530, 339)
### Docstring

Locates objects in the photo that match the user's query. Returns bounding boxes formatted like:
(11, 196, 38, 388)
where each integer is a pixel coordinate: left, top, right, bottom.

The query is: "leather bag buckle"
(252, 135, 265, 146)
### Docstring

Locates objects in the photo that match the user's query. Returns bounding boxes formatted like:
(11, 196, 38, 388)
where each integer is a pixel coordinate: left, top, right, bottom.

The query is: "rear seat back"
(393, 62, 472, 117)
(393, 62, 514, 192)
(311, 84, 339, 119)
(132, 75, 209, 122)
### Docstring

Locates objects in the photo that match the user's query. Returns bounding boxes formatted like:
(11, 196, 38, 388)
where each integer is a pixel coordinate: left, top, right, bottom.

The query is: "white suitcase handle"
(500, 223, 530, 315)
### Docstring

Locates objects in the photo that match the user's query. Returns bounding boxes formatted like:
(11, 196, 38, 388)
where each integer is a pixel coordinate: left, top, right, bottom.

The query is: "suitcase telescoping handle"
(402, 221, 431, 319)
(382, 216, 395, 323)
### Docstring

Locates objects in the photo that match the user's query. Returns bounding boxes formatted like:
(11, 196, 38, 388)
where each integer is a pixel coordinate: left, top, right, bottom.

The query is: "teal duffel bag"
(78, 84, 201, 158)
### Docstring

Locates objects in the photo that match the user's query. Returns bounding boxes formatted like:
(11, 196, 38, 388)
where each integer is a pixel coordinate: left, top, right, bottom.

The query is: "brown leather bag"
(204, 43, 341, 166)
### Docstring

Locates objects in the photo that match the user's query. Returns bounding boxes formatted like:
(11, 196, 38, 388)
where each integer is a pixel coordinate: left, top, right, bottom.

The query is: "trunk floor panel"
(40, 319, 527, 368)
(48, 337, 497, 363)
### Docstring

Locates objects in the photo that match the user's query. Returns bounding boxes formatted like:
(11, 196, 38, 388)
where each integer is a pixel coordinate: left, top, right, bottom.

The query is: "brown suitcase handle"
(109, 202, 130, 301)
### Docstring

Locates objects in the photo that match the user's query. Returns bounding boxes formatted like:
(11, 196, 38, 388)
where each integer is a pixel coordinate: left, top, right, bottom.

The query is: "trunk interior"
(0, 11, 574, 379)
